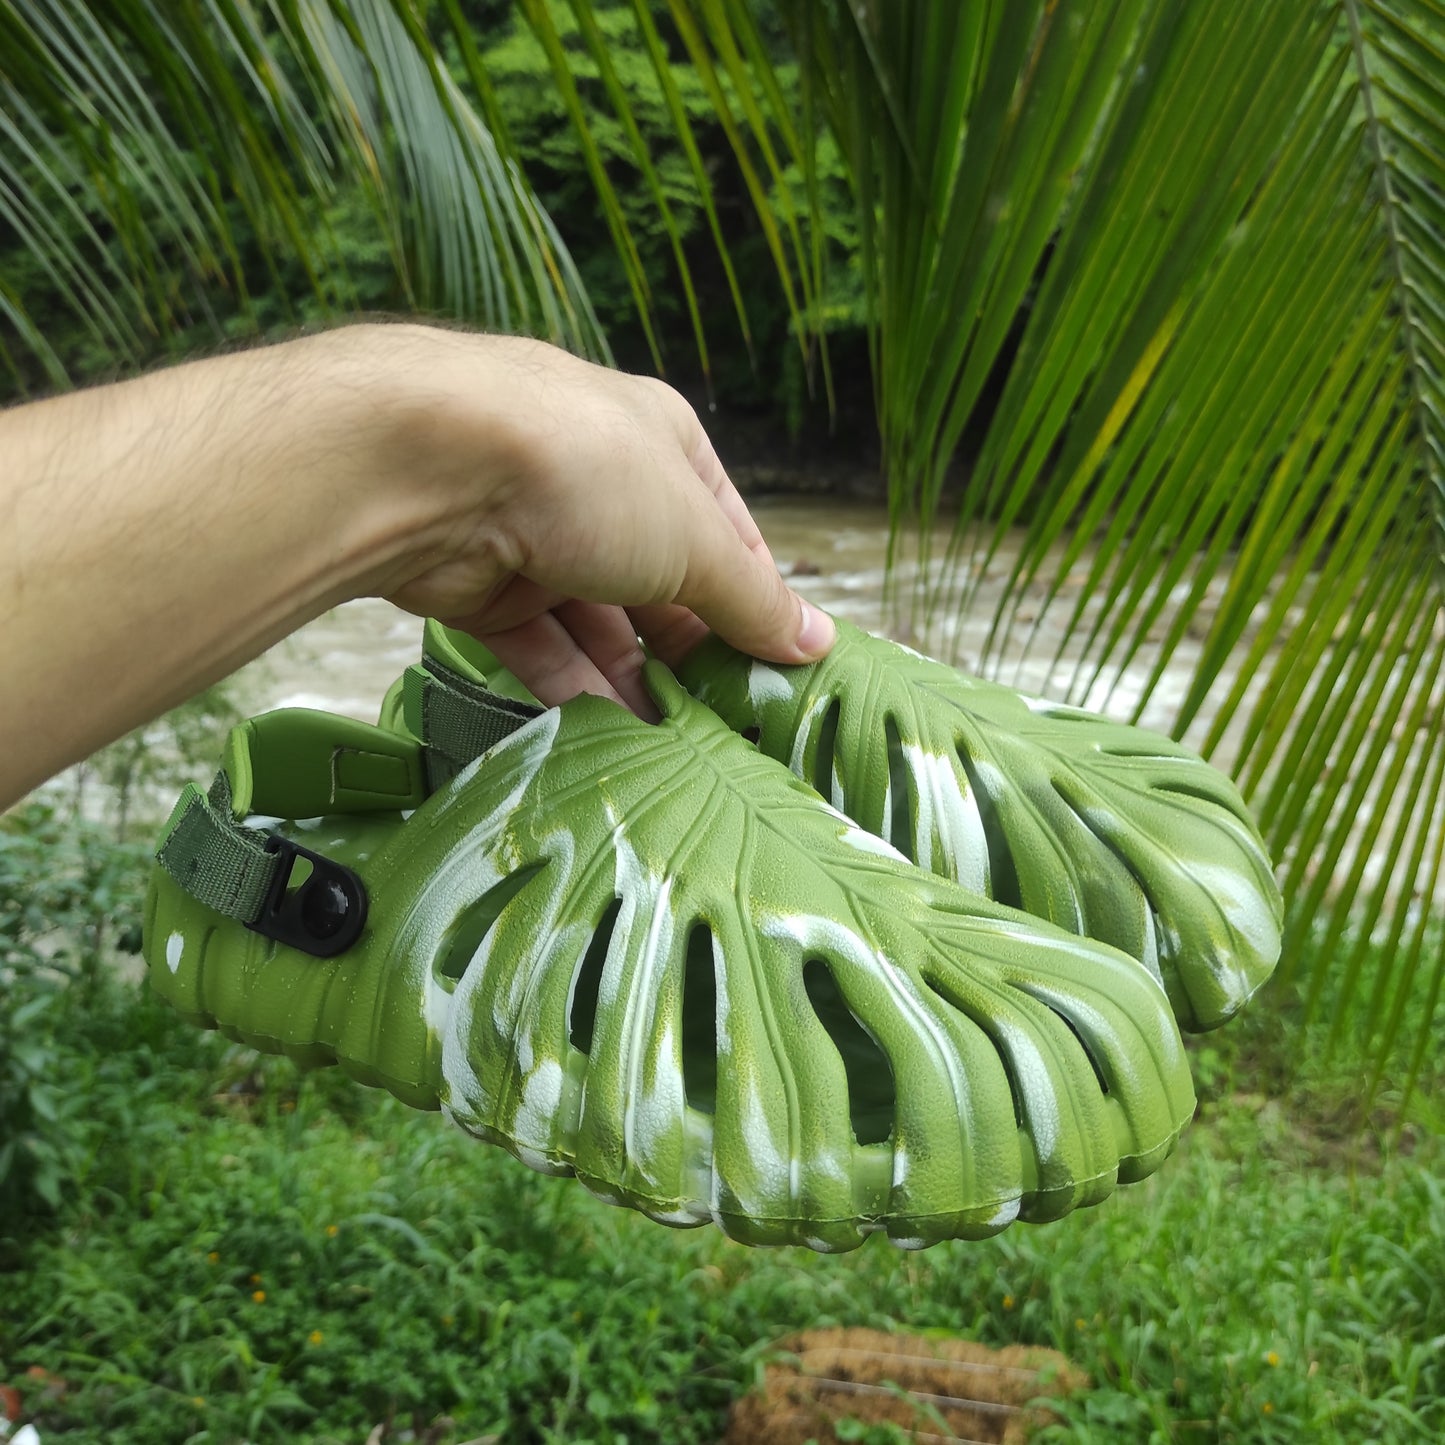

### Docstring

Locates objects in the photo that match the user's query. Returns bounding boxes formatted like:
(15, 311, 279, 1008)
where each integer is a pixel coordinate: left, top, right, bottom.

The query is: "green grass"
(1, 965, 1441, 1445)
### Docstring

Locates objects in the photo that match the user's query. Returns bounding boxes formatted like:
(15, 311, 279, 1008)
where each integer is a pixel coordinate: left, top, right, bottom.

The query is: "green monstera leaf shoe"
(678, 620, 1283, 1033)
(418, 619, 1281, 1034)
(146, 660, 1194, 1251)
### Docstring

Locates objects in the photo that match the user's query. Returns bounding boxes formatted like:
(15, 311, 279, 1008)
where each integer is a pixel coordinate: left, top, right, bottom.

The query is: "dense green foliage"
(0, 686, 235, 1224)
(2, 804, 1442, 1441)
(0, 1, 864, 452)
(468, 3, 865, 438)
(0, 804, 148, 1217)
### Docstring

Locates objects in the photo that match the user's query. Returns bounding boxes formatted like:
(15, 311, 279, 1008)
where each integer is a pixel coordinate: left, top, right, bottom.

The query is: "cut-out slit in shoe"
(680, 923, 718, 1114)
(568, 896, 621, 1054)
(955, 744, 1024, 911)
(812, 697, 841, 801)
(1048, 1006, 1110, 1096)
(1155, 778, 1242, 812)
(803, 958, 895, 1145)
(925, 977, 1025, 1128)
(436, 863, 545, 984)
(883, 715, 915, 859)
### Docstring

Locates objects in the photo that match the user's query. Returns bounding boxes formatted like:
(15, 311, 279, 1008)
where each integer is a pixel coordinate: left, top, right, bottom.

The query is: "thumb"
(670, 494, 836, 664)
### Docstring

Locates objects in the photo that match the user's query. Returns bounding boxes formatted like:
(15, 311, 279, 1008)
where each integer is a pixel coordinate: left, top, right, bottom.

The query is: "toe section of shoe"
(681, 619, 1283, 1035)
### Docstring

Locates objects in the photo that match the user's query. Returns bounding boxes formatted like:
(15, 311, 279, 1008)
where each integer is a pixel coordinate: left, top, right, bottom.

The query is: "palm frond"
(834, 0, 1445, 1081)
(615, 0, 1443, 1080)
(0, 0, 606, 387)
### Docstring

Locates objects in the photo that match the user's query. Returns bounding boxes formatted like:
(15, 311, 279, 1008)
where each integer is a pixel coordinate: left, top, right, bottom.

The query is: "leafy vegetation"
(468, 2, 864, 423)
(0, 685, 237, 1224)
(0, 803, 148, 1217)
(0, 0, 607, 394)
(0, 1, 863, 446)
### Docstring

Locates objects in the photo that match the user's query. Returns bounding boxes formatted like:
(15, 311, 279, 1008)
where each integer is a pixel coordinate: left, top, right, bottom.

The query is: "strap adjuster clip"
(245, 836, 368, 958)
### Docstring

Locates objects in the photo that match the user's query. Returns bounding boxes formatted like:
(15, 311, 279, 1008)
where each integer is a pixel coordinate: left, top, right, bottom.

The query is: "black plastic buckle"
(245, 836, 368, 958)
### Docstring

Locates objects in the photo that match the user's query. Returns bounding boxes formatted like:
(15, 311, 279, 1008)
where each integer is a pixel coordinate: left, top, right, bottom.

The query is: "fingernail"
(796, 600, 836, 658)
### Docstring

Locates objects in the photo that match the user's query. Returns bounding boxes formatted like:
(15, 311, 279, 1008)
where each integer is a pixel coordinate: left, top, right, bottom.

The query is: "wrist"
(322, 323, 529, 605)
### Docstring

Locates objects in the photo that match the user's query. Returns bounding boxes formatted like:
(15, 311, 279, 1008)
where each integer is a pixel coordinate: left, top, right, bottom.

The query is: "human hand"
(367, 327, 835, 718)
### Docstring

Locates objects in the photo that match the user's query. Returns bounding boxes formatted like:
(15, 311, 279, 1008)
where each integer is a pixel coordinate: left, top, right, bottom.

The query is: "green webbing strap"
(155, 709, 431, 926)
(155, 772, 279, 924)
(404, 660, 544, 789)
(155, 676, 540, 925)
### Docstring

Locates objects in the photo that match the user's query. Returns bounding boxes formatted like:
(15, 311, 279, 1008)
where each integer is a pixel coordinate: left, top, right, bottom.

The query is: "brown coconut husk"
(723, 1326, 1087, 1445)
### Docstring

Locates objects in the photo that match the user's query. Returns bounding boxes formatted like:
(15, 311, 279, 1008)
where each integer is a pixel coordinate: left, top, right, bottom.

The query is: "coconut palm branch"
(0, 0, 612, 387)
(548, 0, 1445, 1090)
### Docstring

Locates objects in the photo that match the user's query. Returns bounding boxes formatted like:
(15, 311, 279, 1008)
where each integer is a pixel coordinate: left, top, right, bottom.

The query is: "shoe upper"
(676, 619, 1284, 1032)
(418, 617, 1284, 1033)
(146, 660, 1195, 1250)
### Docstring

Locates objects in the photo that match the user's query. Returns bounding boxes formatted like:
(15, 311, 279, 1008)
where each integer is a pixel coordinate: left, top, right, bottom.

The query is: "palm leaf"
(607, 0, 1444, 1085)
(517, 0, 827, 387)
(0, 0, 607, 386)
(842, 0, 1445, 1086)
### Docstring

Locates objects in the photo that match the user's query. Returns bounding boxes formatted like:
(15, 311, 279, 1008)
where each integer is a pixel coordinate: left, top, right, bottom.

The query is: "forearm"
(0, 329, 438, 806)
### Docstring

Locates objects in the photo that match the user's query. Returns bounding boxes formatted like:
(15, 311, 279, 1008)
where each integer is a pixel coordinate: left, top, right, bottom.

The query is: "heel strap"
(402, 658, 544, 789)
(154, 710, 428, 956)
(154, 672, 543, 954)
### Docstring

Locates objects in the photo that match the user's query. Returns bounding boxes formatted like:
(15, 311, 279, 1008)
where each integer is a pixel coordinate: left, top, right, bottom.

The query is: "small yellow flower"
(192, 1397, 206, 1408)
(441, 1314, 454, 1328)
(281, 1099, 296, 1113)
(1075, 1317, 1086, 1331)
(252, 1289, 266, 1304)
(308, 1330, 324, 1346)
(206, 1252, 219, 1265)
(1263, 1402, 1274, 1415)
(325, 1224, 339, 1238)
(250, 1273, 263, 1285)
(1266, 1350, 1280, 1367)
(1002, 1295, 1014, 1310)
